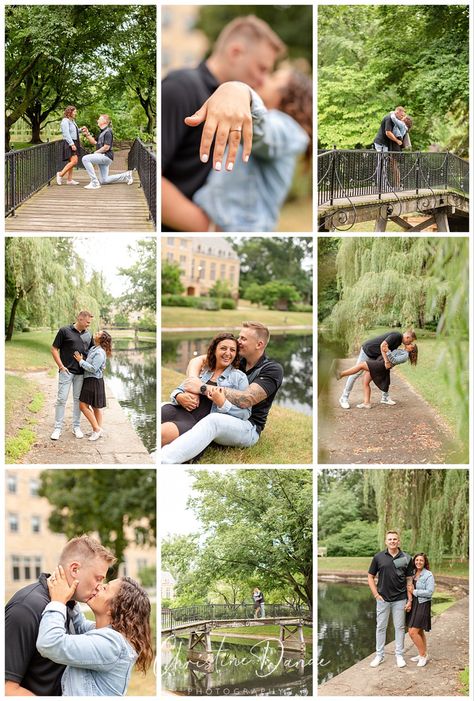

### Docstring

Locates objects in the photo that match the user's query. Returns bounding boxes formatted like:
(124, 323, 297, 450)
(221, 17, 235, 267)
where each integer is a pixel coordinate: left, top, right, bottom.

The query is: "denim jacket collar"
(200, 365, 235, 382)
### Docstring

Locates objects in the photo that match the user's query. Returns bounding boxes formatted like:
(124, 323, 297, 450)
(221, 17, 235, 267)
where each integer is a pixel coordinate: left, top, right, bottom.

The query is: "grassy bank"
(162, 306, 312, 329)
(318, 556, 469, 578)
(278, 197, 312, 232)
(162, 368, 312, 464)
(5, 374, 44, 463)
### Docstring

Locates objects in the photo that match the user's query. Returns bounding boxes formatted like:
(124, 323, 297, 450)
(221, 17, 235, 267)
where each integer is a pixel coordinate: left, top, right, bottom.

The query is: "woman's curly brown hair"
(63, 105, 77, 118)
(413, 552, 430, 570)
(205, 333, 239, 371)
(279, 70, 313, 162)
(110, 577, 154, 673)
(97, 330, 113, 357)
(408, 343, 418, 366)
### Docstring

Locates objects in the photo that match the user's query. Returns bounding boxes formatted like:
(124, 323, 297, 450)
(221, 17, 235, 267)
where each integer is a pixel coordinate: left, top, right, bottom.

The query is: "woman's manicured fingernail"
(215, 161, 222, 171)
(244, 155, 249, 163)
(227, 162, 234, 171)
(201, 154, 209, 163)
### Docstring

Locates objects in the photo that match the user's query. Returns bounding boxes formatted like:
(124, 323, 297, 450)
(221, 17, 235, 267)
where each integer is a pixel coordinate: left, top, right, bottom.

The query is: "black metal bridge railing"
(318, 149, 469, 208)
(128, 138, 156, 225)
(5, 141, 64, 217)
(162, 603, 312, 630)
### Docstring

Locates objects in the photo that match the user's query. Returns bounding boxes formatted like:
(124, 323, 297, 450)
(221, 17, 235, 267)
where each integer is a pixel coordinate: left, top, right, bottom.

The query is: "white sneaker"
(56, 172, 62, 185)
(89, 429, 103, 441)
(67, 179, 80, 185)
(380, 397, 396, 405)
(72, 427, 84, 439)
(339, 396, 350, 409)
(370, 655, 384, 668)
(396, 656, 407, 668)
(410, 655, 420, 662)
(417, 657, 427, 667)
(126, 170, 133, 185)
(84, 182, 101, 189)
(356, 402, 372, 409)
(50, 428, 61, 440)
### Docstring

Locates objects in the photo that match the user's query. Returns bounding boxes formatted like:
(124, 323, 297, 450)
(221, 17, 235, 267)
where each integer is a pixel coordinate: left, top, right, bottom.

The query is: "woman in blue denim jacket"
(407, 552, 435, 667)
(162, 332, 250, 449)
(73, 331, 112, 442)
(37, 565, 153, 696)
(57, 105, 82, 186)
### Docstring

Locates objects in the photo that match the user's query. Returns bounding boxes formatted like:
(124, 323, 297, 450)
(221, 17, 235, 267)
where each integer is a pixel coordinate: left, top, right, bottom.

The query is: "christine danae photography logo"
(163, 635, 313, 679)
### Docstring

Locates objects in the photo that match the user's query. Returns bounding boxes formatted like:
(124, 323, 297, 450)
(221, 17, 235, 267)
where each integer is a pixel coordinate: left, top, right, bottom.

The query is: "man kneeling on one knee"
(81, 114, 133, 189)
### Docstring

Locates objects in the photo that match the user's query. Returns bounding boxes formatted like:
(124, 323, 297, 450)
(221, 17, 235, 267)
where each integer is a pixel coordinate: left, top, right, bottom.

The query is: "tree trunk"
(25, 102, 44, 144)
(6, 295, 21, 341)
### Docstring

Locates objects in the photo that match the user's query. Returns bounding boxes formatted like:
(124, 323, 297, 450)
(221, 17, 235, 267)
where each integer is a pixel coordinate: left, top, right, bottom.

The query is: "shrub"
(197, 298, 220, 311)
(161, 295, 197, 307)
(323, 520, 379, 556)
(220, 299, 236, 310)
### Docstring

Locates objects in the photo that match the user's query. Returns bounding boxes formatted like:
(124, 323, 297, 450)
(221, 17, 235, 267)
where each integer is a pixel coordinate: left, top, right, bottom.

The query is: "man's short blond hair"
(214, 15, 286, 58)
(59, 535, 116, 567)
(386, 529, 400, 538)
(242, 321, 270, 347)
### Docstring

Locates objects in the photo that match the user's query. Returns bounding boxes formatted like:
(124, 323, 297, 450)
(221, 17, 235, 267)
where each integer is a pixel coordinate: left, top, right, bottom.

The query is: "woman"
(336, 340, 418, 408)
(73, 330, 112, 442)
(37, 565, 153, 696)
(57, 106, 82, 185)
(193, 68, 312, 231)
(161, 333, 250, 447)
(407, 552, 435, 667)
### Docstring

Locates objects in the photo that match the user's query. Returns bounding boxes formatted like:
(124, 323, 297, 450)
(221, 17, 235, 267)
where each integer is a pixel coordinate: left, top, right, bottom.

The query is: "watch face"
(200, 384, 207, 394)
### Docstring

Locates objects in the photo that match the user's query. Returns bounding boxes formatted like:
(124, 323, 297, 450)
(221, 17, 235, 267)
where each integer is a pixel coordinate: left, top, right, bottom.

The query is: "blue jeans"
(82, 153, 129, 186)
(161, 413, 260, 464)
(54, 371, 84, 430)
(376, 599, 407, 657)
(341, 347, 389, 402)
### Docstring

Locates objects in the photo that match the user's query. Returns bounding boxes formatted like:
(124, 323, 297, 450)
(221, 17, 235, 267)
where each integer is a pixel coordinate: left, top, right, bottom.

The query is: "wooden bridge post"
(187, 627, 214, 670)
(279, 621, 306, 657)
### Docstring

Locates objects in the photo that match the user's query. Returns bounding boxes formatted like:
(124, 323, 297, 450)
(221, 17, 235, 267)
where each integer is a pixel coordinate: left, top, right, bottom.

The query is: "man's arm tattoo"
(223, 383, 268, 408)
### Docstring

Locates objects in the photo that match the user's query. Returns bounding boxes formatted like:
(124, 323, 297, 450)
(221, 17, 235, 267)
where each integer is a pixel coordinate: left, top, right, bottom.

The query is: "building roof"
(192, 237, 239, 259)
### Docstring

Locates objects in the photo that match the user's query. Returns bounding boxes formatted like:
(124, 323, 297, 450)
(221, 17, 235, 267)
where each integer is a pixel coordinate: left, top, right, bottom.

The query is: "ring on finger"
(229, 127, 242, 133)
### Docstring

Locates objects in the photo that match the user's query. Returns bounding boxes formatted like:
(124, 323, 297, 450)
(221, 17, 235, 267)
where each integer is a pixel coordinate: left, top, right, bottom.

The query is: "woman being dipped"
(74, 330, 112, 441)
(57, 106, 81, 186)
(407, 552, 435, 667)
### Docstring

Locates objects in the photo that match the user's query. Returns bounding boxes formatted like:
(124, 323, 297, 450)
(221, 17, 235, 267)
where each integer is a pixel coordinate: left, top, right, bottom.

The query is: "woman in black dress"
(407, 552, 435, 667)
(336, 341, 417, 408)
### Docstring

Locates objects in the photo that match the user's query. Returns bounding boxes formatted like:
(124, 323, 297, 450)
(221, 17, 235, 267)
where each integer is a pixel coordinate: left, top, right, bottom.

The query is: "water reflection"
(107, 341, 156, 455)
(162, 635, 313, 696)
(318, 582, 394, 685)
(162, 334, 312, 414)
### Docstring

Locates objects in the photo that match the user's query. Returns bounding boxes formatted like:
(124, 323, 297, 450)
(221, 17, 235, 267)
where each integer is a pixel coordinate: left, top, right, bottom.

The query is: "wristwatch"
(199, 384, 207, 394)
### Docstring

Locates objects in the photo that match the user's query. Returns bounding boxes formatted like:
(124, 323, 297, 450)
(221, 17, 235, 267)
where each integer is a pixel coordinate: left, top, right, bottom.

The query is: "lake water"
(106, 340, 156, 455)
(162, 333, 313, 414)
(162, 635, 313, 696)
(318, 581, 395, 685)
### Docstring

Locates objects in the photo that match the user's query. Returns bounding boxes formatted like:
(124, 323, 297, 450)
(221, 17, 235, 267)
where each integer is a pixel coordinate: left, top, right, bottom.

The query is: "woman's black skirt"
(62, 138, 82, 163)
(367, 356, 390, 392)
(407, 597, 431, 632)
(79, 377, 106, 408)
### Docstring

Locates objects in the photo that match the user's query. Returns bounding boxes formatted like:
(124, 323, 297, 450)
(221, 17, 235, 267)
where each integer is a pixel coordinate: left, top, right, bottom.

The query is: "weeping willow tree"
(5, 237, 104, 340)
(364, 470, 468, 565)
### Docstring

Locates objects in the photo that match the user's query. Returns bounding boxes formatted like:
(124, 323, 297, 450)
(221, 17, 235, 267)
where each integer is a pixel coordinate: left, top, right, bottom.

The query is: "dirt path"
(319, 597, 468, 696)
(319, 358, 454, 464)
(8, 370, 153, 464)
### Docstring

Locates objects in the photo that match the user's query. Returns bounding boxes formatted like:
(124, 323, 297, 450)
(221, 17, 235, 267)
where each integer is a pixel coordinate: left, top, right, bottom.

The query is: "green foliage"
(137, 565, 156, 589)
(161, 295, 235, 311)
(28, 393, 44, 414)
(137, 313, 157, 332)
(119, 239, 156, 312)
(161, 260, 184, 295)
(459, 667, 469, 696)
(39, 469, 156, 574)
(318, 484, 360, 540)
(318, 4, 469, 154)
(323, 520, 379, 557)
(5, 427, 36, 463)
(113, 312, 129, 327)
(209, 279, 232, 298)
(260, 280, 301, 310)
(220, 299, 236, 310)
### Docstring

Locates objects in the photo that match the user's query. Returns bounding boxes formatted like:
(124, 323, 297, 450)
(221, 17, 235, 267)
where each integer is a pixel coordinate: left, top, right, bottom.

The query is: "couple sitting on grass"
(161, 322, 283, 464)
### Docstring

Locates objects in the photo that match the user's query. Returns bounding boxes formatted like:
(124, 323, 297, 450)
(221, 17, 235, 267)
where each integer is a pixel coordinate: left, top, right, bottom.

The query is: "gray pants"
(376, 599, 407, 657)
(341, 347, 389, 402)
(54, 371, 84, 430)
(82, 153, 130, 186)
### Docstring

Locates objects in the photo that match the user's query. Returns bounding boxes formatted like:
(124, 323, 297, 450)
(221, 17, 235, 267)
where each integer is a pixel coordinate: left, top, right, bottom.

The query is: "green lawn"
(278, 197, 312, 232)
(162, 367, 312, 464)
(318, 556, 469, 578)
(5, 374, 44, 463)
(161, 306, 312, 329)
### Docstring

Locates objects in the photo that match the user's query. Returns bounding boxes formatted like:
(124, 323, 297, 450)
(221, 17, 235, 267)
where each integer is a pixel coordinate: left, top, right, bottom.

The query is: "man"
(81, 114, 133, 189)
(339, 328, 416, 409)
(253, 587, 265, 618)
(5, 535, 116, 696)
(161, 321, 284, 464)
(368, 530, 414, 668)
(50, 310, 93, 440)
(162, 15, 286, 231)
(373, 106, 406, 152)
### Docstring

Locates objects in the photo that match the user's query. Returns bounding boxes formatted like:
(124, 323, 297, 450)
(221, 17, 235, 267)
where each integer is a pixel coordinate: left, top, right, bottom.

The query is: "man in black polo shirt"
(339, 328, 417, 409)
(5, 535, 116, 696)
(368, 530, 414, 668)
(162, 15, 286, 231)
(50, 311, 93, 441)
(161, 321, 284, 463)
(373, 107, 405, 152)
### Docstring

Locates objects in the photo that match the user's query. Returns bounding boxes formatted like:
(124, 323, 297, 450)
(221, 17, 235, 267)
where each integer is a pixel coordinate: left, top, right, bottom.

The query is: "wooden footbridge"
(5, 139, 156, 232)
(318, 149, 469, 232)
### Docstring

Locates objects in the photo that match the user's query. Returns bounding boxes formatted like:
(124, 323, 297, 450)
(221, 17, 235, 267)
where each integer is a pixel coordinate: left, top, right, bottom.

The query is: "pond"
(162, 333, 313, 414)
(106, 339, 156, 455)
(162, 635, 313, 696)
(318, 581, 395, 685)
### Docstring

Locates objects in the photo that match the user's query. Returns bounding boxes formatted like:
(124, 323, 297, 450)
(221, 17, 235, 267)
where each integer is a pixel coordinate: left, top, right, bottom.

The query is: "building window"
(199, 261, 205, 279)
(167, 252, 174, 262)
(7, 473, 17, 494)
(220, 264, 226, 278)
(180, 239, 187, 248)
(12, 556, 20, 581)
(24, 556, 31, 581)
(230, 267, 235, 284)
(29, 479, 40, 497)
(137, 558, 148, 572)
(31, 515, 41, 534)
(9, 513, 19, 533)
(180, 255, 186, 265)
(34, 556, 42, 579)
(167, 237, 174, 246)
(210, 262, 216, 280)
